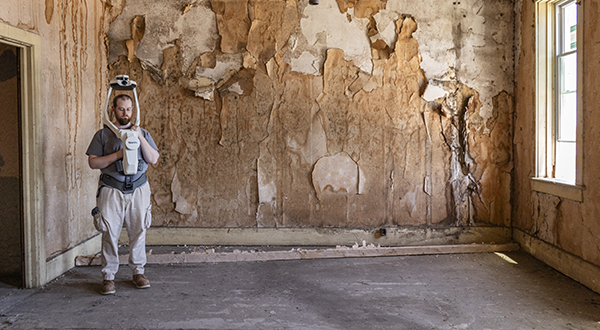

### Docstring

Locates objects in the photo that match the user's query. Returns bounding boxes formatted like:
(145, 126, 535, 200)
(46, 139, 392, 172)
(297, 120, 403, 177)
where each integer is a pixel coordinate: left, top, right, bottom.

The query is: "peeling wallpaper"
(106, 0, 514, 229)
(0, 0, 107, 258)
(4, 0, 600, 277)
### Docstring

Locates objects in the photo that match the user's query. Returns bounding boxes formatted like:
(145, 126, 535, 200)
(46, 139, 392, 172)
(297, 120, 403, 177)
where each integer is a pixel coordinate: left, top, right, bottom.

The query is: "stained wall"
(0, 0, 517, 271)
(105, 0, 515, 230)
(0, 0, 107, 260)
(514, 0, 600, 269)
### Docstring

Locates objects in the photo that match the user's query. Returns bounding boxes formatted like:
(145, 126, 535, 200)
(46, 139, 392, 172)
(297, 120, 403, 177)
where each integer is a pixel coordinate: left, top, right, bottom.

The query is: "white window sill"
(530, 178, 584, 202)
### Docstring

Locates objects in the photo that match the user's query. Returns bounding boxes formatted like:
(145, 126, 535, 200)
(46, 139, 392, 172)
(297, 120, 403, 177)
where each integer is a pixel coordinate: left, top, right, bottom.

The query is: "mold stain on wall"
(104, 0, 514, 229)
(58, 0, 90, 251)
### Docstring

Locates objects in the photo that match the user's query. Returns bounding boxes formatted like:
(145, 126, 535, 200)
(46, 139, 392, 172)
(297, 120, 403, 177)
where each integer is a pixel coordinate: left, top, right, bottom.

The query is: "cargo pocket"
(143, 204, 152, 229)
(92, 206, 107, 233)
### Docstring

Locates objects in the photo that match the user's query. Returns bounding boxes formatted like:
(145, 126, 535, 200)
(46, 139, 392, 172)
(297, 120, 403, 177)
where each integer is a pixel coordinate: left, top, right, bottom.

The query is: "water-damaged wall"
(514, 0, 600, 269)
(106, 0, 514, 229)
(0, 0, 106, 259)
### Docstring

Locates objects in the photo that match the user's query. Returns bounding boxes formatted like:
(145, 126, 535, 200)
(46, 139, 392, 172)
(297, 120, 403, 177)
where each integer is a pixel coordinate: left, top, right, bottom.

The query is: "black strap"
(100, 173, 147, 194)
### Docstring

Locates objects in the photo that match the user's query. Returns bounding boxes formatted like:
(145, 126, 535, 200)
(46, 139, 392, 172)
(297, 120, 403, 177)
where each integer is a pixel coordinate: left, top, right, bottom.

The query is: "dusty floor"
(1, 250, 599, 330)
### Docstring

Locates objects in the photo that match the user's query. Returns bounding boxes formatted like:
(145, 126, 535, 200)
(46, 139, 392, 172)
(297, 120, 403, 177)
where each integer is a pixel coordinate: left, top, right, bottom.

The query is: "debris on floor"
(75, 242, 519, 266)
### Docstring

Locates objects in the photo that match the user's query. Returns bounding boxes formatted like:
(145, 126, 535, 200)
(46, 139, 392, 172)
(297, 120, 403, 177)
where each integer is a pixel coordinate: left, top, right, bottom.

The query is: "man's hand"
(88, 149, 123, 170)
(132, 125, 160, 165)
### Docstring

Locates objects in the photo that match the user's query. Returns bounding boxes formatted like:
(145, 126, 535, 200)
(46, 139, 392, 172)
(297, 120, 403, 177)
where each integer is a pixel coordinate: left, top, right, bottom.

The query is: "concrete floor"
(1, 250, 599, 330)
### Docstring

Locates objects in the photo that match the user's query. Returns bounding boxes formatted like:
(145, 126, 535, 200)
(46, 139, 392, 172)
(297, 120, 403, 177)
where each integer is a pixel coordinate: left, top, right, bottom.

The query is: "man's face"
(113, 98, 133, 126)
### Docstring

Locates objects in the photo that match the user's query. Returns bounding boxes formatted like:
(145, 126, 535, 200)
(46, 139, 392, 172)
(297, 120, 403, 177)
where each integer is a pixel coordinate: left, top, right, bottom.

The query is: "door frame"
(0, 23, 45, 288)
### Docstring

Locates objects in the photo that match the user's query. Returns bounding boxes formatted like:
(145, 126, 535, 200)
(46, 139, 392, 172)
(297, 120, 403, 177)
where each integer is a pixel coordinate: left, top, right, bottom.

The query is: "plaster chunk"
(195, 54, 243, 81)
(312, 153, 363, 200)
(246, 0, 298, 65)
(107, 0, 218, 72)
(422, 83, 447, 101)
(125, 15, 145, 62)
(373, 10, 399, 49)
(210, 0, 250, 53)
(348, 71, 371, 96)
(190, 54, 243, 99)
(291, 51, 321, 76)
(227, 82, 244, 95)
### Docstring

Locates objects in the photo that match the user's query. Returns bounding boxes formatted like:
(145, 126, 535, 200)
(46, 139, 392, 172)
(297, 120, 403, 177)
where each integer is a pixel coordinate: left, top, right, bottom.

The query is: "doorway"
(0, 42, 22, 287)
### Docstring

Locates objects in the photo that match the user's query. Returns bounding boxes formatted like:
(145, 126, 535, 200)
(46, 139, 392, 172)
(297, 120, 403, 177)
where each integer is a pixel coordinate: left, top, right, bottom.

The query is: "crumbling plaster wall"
(106, 0, 514, 229)
(0, 0, 107, 259)
(514, 0, 600, 268)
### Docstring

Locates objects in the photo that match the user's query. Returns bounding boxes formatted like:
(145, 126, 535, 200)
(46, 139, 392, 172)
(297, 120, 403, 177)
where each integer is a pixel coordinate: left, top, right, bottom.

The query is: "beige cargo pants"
(95, 183, 152, 281)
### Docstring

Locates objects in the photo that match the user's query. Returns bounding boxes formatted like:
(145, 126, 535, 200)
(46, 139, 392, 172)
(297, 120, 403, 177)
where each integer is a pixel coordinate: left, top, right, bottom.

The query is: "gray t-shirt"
(86, 125, 158, 182)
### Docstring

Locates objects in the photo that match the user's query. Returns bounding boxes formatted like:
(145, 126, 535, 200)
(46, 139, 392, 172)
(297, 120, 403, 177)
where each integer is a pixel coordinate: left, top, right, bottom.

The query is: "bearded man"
(86, 94, 159, 295)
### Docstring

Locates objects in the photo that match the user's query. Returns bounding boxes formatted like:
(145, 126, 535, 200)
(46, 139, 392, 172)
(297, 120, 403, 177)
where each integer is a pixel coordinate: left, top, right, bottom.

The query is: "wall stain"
(45, 0, 54, 24)
(59, 0, 89, 231)
(103, 1, 514, 229)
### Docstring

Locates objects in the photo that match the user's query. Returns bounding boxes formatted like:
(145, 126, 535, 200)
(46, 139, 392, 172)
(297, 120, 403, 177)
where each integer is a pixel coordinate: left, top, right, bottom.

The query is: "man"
(86, 94, 159, 295)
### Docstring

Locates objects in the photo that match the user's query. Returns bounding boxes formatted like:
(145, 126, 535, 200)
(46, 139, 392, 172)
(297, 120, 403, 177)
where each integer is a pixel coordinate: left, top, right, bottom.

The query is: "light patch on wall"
(189, 53, 243, 99)
(227, 82, 244, 95)
(286, 105, 328, 165)
(373, 10, 399, 49)
(171, 168, 193, 215)
(422, 83, 447, 102)
(290, 51, 321, 76)
(403, 190, 417, 217)
(107, 0, 218, 72)
(257, 146, 278, 227)
(312, 152, 364, 200)
(195, 54, 242, 82)
(295, 0, 373, 74)
(384, 0, 514, 127)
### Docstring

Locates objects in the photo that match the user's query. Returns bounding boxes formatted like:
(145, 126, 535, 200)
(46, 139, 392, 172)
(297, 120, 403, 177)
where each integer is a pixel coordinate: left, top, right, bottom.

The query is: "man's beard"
(117, 117, 130, 126)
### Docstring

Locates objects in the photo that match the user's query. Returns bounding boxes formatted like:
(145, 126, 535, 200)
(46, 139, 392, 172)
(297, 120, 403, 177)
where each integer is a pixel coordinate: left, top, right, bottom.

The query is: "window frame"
(532, 0, 584, 202)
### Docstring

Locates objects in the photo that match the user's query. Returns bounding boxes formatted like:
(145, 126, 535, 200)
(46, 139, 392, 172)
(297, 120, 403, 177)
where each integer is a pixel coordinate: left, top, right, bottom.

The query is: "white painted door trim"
(0, 23, 45, 288)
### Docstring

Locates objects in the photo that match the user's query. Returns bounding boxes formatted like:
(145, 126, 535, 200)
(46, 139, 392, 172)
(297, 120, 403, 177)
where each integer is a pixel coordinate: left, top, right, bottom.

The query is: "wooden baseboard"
(119, 226, 513, 247)
(513, 228, 600, 295)
(45, 234, 101, 283)
(76, 242, 520, 266)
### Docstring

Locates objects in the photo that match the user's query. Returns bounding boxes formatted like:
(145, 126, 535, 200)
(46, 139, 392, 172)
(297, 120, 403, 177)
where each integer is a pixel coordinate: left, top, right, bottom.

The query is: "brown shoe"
(101, 280, 115, 295)
(133, 274, 150, 289)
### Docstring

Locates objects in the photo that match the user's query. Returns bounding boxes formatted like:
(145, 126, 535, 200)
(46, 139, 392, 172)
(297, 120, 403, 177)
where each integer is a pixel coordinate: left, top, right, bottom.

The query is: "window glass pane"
(559, 92, 577, 141)
(558, 52, 577, 142)
(559, 53, 577, 93)
(561, 2, 577, 53)
(555, 141, 576, 183)
(554, 0, 577, 183)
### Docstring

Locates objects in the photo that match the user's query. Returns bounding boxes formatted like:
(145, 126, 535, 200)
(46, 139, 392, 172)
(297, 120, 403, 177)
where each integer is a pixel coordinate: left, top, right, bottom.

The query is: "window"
(532, 0, 583, 201)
